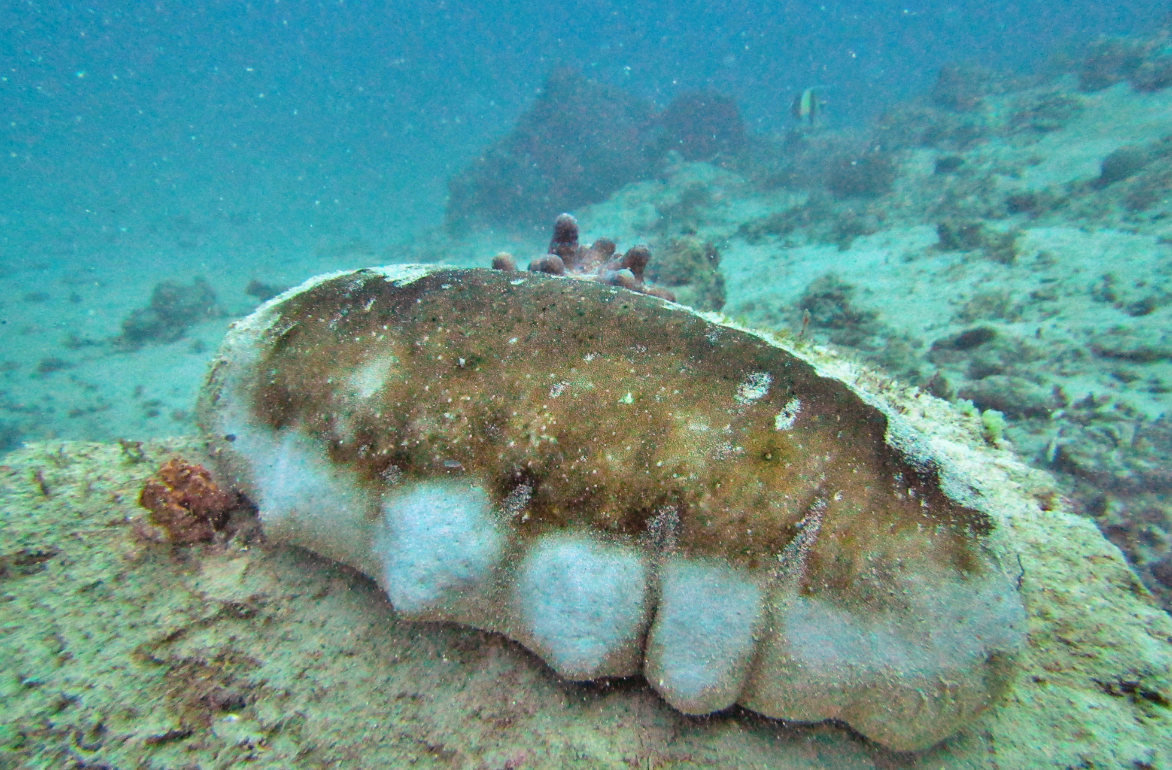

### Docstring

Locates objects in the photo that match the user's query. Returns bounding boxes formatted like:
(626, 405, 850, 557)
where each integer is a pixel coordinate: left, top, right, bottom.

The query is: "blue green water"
(0, 0, 1159, 258)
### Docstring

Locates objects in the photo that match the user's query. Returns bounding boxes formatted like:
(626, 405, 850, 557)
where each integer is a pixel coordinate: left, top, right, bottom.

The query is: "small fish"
(791, 87, 822, 124)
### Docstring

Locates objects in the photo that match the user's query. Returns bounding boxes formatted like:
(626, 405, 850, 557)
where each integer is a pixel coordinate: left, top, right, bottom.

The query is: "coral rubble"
(645, 235, 726, 311)
(117, 277, 221, 349)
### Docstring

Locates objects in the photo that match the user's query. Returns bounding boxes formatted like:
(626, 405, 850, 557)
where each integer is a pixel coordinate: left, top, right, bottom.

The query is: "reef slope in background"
(2, 370, 1170, 769)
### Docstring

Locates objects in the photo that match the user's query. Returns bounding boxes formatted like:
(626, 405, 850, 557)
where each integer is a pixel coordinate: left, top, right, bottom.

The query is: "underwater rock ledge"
(196, 264, 1027, 752)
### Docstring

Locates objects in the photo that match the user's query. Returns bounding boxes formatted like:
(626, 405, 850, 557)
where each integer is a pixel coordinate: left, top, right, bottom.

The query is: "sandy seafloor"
(3, 55, 1172, 768)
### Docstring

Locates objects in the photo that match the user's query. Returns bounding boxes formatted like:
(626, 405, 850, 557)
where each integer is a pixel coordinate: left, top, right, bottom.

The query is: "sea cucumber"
(197, 264, 1025, 751)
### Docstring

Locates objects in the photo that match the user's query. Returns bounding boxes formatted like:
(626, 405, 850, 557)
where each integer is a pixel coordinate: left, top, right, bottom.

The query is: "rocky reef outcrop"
(445, 69, 746, 230)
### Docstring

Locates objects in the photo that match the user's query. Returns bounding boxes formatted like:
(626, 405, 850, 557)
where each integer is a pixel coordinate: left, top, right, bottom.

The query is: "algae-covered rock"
(197, 265, 1026, 751)
(645, 236, 727, 311)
